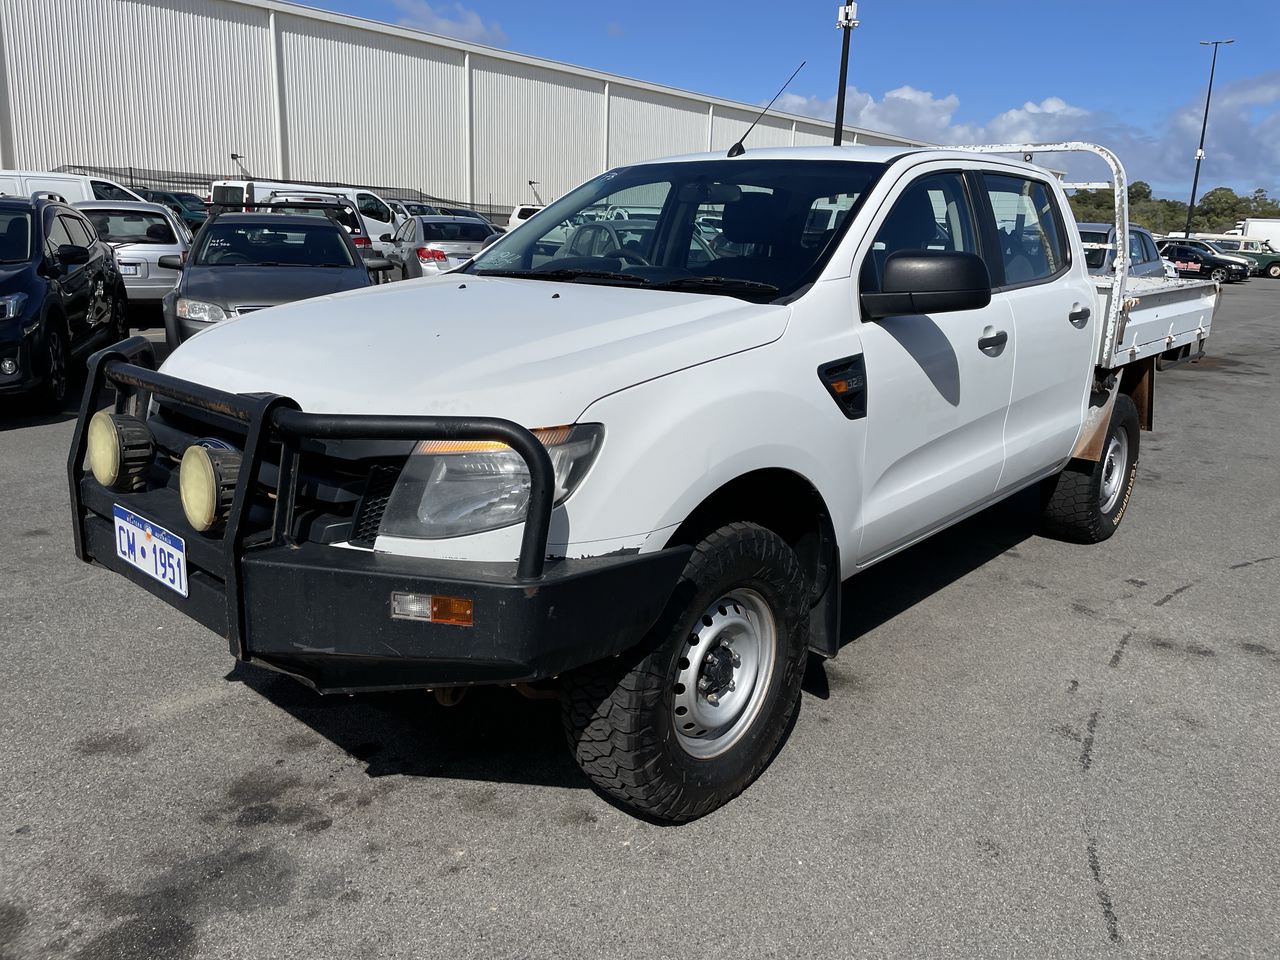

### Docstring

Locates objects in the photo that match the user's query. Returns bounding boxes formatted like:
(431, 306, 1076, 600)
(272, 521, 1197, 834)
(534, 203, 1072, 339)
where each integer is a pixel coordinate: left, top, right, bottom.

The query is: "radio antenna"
(727, 61, 805, 158)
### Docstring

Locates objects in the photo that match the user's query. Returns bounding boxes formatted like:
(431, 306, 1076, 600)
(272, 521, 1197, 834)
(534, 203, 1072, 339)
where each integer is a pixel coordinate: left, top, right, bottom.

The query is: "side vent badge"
(818, 355, 867, 420)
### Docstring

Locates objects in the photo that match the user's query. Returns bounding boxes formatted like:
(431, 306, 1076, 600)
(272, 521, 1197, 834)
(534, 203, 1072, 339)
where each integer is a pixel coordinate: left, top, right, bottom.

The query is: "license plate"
(118, 264, 139, 276)
(112, 505, 188, 597)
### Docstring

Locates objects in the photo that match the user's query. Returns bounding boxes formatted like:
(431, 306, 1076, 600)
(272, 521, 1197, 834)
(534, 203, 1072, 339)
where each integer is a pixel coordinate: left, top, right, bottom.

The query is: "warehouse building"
(0, 0, 924, 209)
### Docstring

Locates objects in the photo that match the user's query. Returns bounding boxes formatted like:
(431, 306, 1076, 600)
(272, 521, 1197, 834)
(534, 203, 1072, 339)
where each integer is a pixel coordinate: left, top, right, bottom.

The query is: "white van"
(0, 169, 144, 203)
(506, 203, 543, 230)
(210, 179, 402, 255)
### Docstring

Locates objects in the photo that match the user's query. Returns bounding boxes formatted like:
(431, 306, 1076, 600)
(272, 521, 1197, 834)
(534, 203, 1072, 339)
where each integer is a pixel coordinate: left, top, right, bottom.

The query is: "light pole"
(832, 3, 859, 146)
(1183, 39, 1234, 238)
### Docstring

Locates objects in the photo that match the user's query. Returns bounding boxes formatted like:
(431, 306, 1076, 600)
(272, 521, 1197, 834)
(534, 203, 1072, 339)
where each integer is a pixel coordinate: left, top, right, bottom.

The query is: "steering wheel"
(602, 247, 650, 266)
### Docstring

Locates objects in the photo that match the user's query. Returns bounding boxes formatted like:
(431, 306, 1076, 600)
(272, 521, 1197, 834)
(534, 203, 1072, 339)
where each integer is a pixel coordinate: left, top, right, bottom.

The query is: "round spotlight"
(179, 445, 241, 532)
(87, 411, 154, 491)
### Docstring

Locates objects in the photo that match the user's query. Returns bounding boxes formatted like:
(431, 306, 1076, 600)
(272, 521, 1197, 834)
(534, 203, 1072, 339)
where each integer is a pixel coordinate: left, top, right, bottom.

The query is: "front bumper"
(69, 339, 690, 693)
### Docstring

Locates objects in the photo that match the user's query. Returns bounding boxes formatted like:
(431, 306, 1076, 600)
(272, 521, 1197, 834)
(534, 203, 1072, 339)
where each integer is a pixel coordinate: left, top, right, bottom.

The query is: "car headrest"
(722, 192, 782, 244)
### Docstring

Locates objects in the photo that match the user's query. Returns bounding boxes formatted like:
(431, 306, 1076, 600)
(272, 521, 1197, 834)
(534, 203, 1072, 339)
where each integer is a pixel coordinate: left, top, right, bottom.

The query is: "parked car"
(142, 190, 209, 233)
(161, 213, 387, 347)
(77, 201, 191, 309)
(1157, 240, 1250, 283)
(1077, 222, 1167, 278)
(262, 192, 372, 256)
(210, 180, 402, 255)
(1158, 237, 1254, 277)
(506, 203, 543, 230)
(1194, 233, 1280, 279)
(437, 206, 495, 225)
(0, 169, 144, 204)
(389, 199, 440, 219)
(0, 194, 128, 407)
(384, 215, 500, 279)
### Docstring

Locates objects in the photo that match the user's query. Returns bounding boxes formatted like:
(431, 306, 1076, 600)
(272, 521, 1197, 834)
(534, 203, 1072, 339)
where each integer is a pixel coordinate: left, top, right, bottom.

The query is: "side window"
(62, 215, 94, 246)
(392, 220, 410, 243)
(91, 180, 136, 202)
(1141, 233, 1161, 263)
(1128, 231, 1147, 263)
(981, 174, 1067, 285)
(46, 215, 73, 254)
(860, 171, 977, 292)
(357, 193, 391, 222)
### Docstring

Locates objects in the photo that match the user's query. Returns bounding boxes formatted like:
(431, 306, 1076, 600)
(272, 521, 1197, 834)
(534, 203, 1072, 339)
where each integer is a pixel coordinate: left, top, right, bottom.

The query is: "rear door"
(856, 167, 1015, 562)
(979, 171, 1095, 489)
(45, 212, 92, 340)
(62, 212, 114, 332)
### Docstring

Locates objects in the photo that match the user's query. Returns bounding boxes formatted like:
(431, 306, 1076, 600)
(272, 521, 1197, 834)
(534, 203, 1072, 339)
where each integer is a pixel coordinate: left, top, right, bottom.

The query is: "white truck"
(209, 179, 403, 255)
(70, 142, 1218, 823)
(1233, 218, 1280, 250)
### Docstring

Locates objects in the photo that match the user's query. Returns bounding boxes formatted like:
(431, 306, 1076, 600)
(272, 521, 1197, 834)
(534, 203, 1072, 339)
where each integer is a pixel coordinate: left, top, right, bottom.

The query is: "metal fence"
(53, 163, 509, 219)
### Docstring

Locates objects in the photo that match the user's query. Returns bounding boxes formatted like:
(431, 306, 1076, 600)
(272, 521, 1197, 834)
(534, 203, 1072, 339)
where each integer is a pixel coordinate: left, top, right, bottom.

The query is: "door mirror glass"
(860, 250, 991, 320)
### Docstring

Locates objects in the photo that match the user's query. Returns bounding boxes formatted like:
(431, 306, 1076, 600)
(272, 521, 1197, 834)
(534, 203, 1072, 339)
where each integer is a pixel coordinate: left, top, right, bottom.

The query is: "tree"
(1129, 180, 1153, 203)
(1195, 186, 1244, 232)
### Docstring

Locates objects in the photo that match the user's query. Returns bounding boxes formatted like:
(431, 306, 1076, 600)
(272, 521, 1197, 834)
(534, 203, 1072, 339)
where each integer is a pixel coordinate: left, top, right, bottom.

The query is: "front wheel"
(561, 522, 809, 823)
(1209, 266, 1229, 283)
(1267, 263, 1280, 280)
(1041, 393, 1139, 543)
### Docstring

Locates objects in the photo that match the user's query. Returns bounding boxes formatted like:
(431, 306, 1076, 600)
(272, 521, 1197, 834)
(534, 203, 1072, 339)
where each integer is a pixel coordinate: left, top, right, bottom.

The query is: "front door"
(856, 168, 1015, 563)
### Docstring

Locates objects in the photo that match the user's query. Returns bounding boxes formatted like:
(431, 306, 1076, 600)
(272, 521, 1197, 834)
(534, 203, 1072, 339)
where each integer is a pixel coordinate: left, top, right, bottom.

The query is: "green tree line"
(1068, 182, 1280, 235)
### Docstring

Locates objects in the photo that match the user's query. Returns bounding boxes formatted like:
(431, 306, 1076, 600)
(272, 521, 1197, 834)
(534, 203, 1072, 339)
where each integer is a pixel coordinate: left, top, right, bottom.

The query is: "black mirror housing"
(380, 233, 392, 242)
(156, 254, 185, 270)
(57, 244, 91, 266)
(364, 258, 392, 272)
(861, 250, 992, 320)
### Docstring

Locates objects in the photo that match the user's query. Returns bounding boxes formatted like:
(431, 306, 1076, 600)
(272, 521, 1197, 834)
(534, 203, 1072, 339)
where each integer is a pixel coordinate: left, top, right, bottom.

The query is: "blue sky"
(306, 0, 1280, 197)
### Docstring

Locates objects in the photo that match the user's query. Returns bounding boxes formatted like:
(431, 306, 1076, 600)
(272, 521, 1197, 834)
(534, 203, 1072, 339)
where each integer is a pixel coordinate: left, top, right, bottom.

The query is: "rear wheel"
(111, 286, 130, 341)
(1041, 393, 1139, 543)
(561, 522, 809, 823)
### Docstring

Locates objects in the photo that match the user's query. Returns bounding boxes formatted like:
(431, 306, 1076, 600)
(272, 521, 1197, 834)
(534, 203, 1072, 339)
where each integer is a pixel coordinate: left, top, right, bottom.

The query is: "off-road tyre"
(561, 522, 809, 823)
(1041, 393, 1140, 543)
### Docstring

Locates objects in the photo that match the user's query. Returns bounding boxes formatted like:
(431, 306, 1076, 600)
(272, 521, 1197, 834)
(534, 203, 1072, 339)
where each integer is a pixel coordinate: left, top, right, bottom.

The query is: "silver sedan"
(75, 200, 191, 305)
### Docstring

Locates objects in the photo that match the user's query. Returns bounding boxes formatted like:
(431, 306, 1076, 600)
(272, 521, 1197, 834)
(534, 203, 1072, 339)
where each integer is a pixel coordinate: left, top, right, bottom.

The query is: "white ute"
(70, 142, 1218, 822)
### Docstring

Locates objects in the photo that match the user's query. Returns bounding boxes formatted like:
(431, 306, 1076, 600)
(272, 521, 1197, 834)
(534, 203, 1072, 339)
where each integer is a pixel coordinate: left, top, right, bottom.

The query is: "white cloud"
(775, 76, 1280, 195)
(391, 0, 506, 45)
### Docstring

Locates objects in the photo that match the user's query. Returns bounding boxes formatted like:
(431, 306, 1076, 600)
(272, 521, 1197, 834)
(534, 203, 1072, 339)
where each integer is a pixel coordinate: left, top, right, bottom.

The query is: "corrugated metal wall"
(0, 0, 920, 207)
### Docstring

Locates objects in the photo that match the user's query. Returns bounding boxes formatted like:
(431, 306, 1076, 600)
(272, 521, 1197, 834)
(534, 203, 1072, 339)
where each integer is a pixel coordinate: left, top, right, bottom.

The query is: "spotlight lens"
(87, 411, 122, 487)
(179, 446, 218, 532)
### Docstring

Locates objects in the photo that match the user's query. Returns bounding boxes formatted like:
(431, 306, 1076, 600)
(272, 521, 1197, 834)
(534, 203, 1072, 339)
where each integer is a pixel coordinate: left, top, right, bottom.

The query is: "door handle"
(1069, 305, 1091, 328)
(977, 330, 1008, 356)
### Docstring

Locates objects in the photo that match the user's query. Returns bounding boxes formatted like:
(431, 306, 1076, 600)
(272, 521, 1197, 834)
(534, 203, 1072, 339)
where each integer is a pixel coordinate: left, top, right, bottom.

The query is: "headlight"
(175, 298, 229, 323)
(378, 423, 603, 540)
(0, 293, 28, 322)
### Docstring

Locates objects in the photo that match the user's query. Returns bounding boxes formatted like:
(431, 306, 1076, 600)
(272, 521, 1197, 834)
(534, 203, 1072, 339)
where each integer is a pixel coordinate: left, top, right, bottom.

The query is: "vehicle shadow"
(803, 486, 1041, 698)
(232, 488, 1041, 792)
(228, 662, 586, 790)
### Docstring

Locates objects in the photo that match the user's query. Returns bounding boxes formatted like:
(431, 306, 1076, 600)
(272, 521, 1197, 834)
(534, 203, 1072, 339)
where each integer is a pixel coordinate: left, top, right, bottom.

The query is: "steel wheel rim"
(1099, 429, 1129, 513)
(47, 332, 66, 401)
(672, 588, 777, 760)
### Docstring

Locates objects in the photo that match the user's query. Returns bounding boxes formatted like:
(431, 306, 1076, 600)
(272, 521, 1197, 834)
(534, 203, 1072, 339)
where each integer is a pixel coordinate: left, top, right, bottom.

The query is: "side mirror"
(57, 244, 91, 266)
(481, 233, 501, 248)
(365, 258, 392, 272)
(156, 254, 185, 270)
(860, 250, 991, 320)
(380, 233, 392, 242)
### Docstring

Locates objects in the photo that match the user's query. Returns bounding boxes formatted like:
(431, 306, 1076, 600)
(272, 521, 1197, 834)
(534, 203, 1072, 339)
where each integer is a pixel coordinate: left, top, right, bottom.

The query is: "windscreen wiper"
(474, 268, 649, 286)
(649, 276, 780, 296)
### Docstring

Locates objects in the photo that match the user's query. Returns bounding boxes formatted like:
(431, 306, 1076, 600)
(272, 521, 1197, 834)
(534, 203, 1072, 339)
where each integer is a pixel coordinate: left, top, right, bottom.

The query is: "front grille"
(349, 464, 402, 547)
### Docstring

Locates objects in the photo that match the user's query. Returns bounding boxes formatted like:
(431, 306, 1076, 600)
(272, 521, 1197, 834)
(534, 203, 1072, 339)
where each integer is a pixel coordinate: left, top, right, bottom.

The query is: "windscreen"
(421, 221, 492, 242)
(83, 210, 176, 245)
(270, 203, 361, 234)
(0, 211, 32, 262)
(174, 194, 206, 211)
(466, 158, 886, 301)
(193, 222, 355, 267)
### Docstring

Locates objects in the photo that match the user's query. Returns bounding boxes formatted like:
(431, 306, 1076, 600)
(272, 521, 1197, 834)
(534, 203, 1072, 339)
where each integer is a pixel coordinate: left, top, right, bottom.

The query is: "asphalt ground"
(1, 284, 1278, 959)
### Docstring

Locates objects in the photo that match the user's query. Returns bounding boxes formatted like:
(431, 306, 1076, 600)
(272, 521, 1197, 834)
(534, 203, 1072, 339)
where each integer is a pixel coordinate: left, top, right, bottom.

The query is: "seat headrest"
(722, 192, 782, 244)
